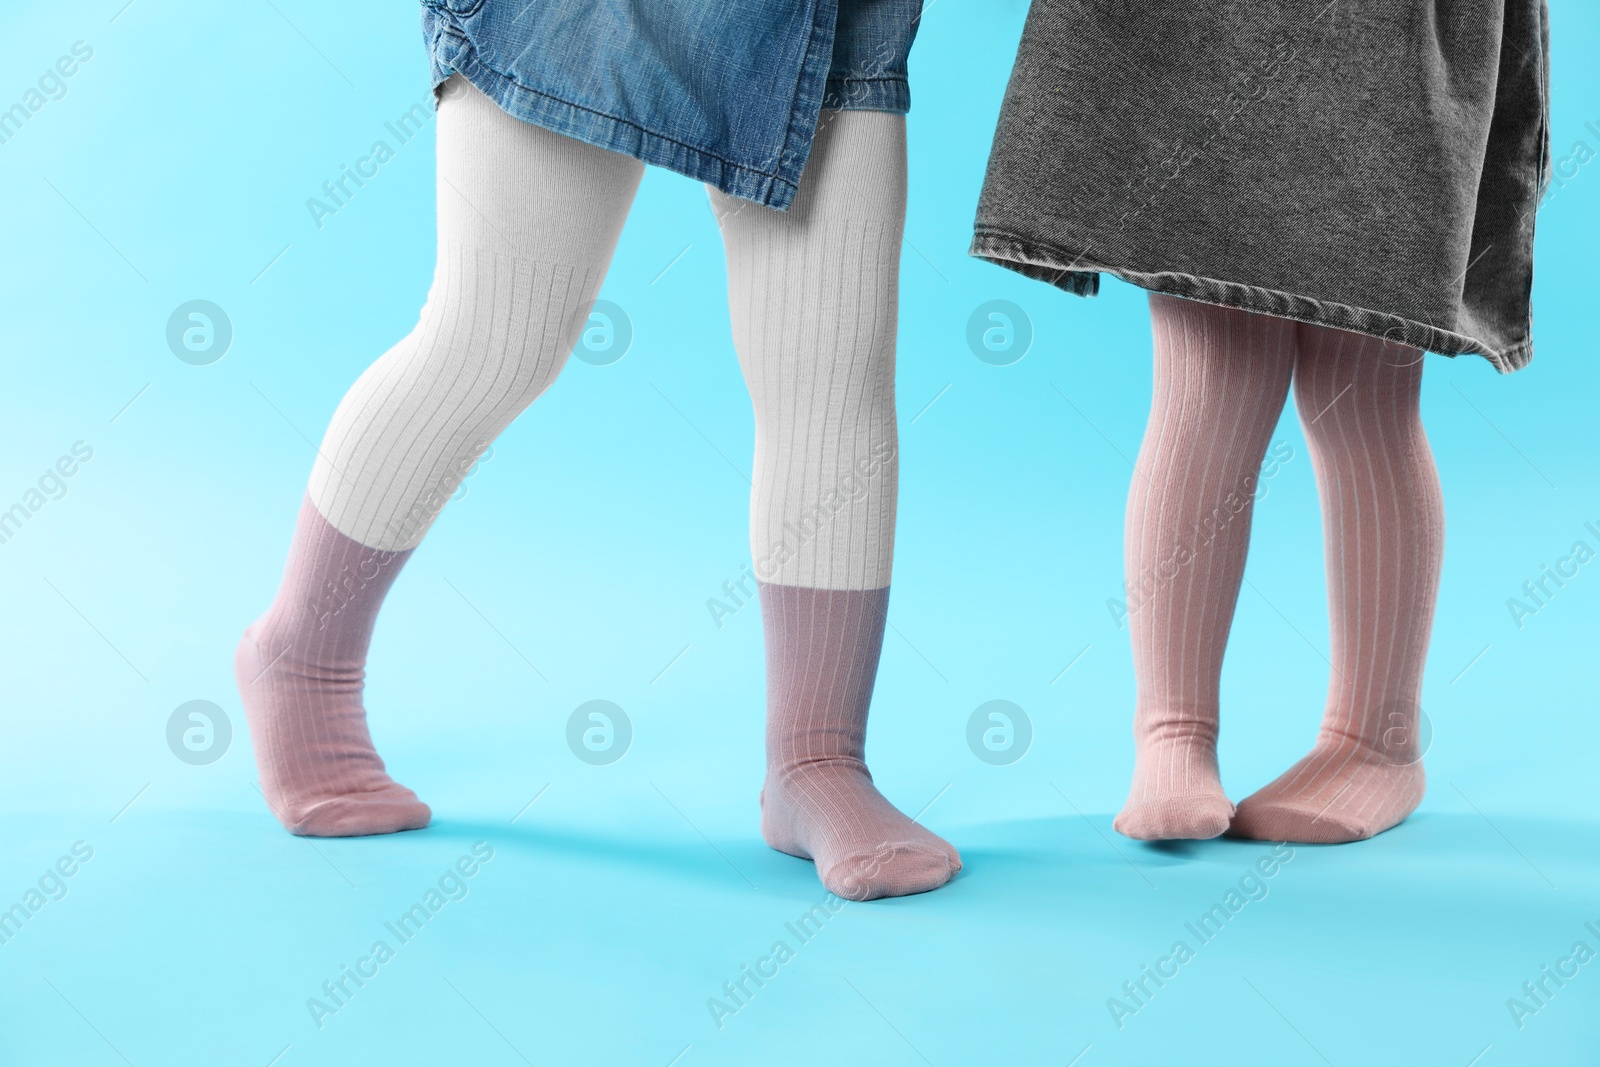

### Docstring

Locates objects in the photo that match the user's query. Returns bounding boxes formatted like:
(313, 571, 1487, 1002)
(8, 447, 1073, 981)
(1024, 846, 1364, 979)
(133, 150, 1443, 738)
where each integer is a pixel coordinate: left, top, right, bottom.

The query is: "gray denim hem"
(427, 24, 816, 210)
(970, 230, 1532, 375)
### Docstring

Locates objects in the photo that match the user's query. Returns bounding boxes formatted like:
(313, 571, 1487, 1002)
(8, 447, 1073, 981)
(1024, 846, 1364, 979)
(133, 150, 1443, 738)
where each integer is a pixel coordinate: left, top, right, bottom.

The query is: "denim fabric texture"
(421, 0, 923, 210)
(970, 0, 1551, 372)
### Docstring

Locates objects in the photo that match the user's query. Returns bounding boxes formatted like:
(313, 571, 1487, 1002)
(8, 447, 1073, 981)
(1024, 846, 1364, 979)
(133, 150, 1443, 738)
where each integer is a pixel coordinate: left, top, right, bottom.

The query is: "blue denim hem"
(822, 76, 911, 113)
(772, 0, 840, 202)
(424, 11, 834, 210)
(970, 230, 1533, 374)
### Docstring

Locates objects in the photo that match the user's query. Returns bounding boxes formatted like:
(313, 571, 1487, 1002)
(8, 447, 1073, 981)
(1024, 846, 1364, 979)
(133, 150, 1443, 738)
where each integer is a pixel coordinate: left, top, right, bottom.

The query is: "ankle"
(765, 755, 869, 789)
(1311, 732, 1425, 770)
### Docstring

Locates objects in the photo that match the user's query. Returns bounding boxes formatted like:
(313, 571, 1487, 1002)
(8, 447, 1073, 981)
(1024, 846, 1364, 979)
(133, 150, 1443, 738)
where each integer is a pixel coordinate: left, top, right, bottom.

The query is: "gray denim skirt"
(970, 0, 1551, 372)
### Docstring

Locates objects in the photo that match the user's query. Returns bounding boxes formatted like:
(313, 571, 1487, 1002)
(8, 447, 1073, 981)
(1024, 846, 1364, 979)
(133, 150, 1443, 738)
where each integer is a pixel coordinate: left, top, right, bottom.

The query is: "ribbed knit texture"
(236, 498, 429, 835)
(1231, 320, 1441, 843)
(238, 77, 642, 836)
(758, 585, 960, 900)
(1116, 294, 1443, 843)
(309, 75, 644, 551)
(1114, 294, 1297, 840)
(236, 88, 958, 888)
(710, 110, 901, 591)
(713, 110, 959, 898)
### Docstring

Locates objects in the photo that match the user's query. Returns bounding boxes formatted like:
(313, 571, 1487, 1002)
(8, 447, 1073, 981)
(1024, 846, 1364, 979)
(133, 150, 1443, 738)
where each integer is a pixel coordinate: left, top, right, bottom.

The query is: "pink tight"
(1115, 294, 1443, 843)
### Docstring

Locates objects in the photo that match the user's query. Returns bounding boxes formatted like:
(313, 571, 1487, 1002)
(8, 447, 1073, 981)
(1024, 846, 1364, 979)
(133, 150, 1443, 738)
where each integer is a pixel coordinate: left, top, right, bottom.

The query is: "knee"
(401, 258, 590, 410)
(746, 332, 896, 426)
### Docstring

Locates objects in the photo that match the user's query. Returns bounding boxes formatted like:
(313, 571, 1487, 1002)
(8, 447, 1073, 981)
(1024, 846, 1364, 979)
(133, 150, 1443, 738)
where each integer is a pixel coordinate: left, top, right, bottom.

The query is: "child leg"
(236, 77, 643, 836)
(1231, 327, 1441, 843)
(1114, 294, 1296, 840)
(709, 110, 960, 900)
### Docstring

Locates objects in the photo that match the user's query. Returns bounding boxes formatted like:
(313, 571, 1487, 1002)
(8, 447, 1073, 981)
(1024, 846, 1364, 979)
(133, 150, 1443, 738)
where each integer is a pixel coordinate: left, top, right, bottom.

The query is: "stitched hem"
(969, 230, 1532, 374)
(822, 76, 911, 113)
(424, 18, 811, 209)
(771, 0, 840, 203)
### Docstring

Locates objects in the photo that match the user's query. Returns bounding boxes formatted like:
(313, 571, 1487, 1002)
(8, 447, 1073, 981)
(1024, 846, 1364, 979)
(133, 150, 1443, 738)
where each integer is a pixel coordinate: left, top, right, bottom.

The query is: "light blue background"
(1, 1, 1596, 1064)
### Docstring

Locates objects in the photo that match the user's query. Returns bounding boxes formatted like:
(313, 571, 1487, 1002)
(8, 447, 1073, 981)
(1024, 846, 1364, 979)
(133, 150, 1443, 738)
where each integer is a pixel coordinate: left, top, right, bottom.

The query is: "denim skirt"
(421, 0, 923, 210)
(970, 0, 1551, 372)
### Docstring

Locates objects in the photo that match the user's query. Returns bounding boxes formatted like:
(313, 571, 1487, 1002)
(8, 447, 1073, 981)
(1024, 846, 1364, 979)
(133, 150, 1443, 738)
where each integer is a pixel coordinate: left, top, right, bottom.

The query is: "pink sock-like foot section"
(1114, 736, 1234, 841)
(1114, 296, 1297, 840)
(1231, 325, 1441, 844)
(1230, 743, 1425, 843)
(235, 496, 431, 837)
(759, 583, 959, 901)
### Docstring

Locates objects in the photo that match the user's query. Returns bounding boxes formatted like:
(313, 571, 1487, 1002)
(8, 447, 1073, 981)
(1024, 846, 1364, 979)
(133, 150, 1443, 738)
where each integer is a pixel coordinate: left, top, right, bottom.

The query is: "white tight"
(308, 76, 905, 594)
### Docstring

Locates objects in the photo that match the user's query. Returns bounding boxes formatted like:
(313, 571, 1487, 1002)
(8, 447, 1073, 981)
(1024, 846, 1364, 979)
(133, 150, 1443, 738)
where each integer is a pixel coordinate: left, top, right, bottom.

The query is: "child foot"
(1114, 739, 1234, 840)
(235, 499, 431, 838)
(762, 760, 960, 901)
(236, 621, 431, 837)
(1115, 792, 1235, 840)
(1229, 743, 1424, 843)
